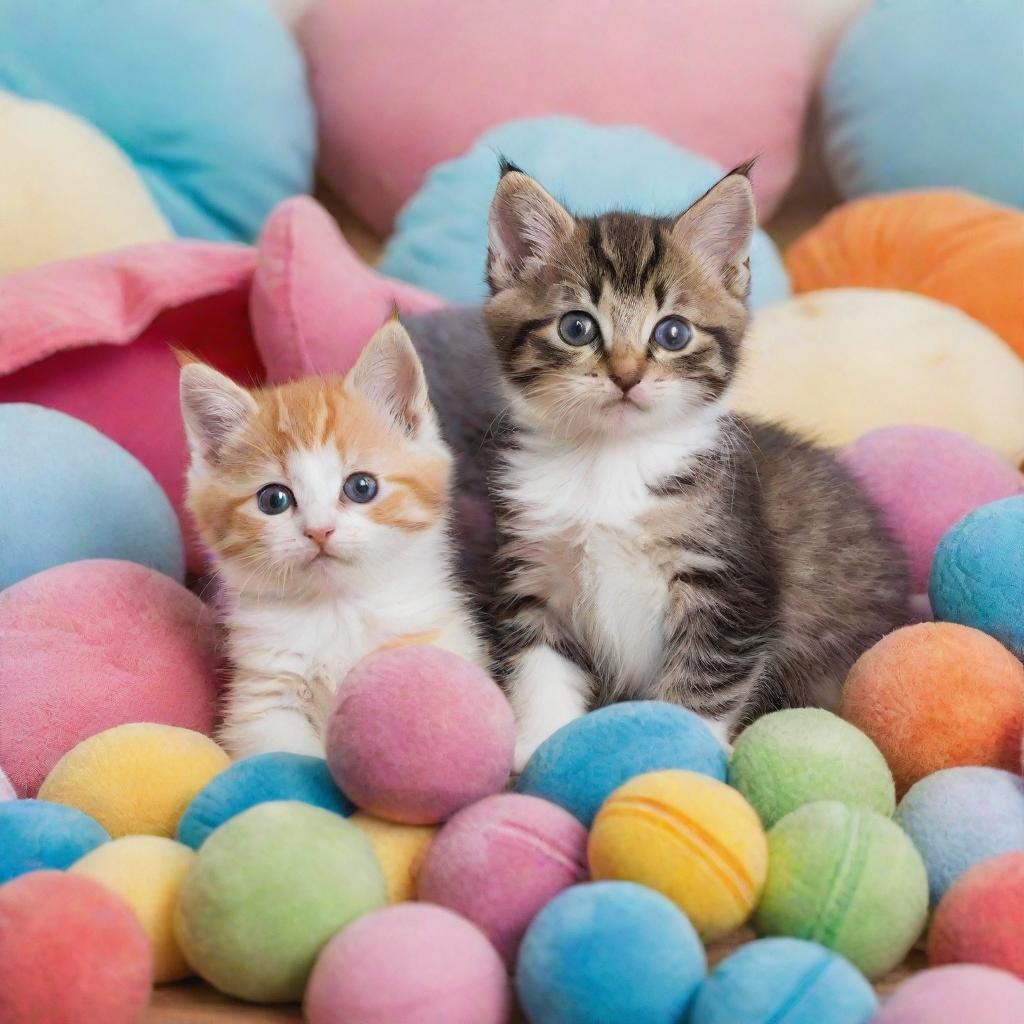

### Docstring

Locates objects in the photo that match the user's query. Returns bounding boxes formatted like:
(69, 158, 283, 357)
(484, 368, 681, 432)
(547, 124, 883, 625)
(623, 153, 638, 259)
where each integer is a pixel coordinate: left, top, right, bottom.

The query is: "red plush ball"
(0, 871, 153, 1024)
(929, 851, 1024, 979)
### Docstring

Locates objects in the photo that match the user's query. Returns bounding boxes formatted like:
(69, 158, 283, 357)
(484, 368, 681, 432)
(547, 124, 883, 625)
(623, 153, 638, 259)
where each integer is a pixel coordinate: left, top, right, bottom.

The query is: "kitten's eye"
(343, 472, 378, 504)
(257, 484, 294, 515)
(652, 316, 693, 352)
(558, 312, 600, 347)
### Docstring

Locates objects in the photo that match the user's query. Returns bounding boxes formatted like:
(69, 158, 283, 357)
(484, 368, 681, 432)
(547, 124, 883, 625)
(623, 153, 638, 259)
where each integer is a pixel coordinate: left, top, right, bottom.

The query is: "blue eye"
(343, 472, 378, 504)
(652, 316, 693, 352)
(558, 312, 600, 347)
(257, 484, 294, 515)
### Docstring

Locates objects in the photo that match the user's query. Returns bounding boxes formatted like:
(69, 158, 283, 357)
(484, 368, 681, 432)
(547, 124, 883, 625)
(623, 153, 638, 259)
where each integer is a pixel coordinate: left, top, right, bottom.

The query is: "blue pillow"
(0, 0, 315, 241)
(0, 800, 110, 883)
(380, 116, 790, 309)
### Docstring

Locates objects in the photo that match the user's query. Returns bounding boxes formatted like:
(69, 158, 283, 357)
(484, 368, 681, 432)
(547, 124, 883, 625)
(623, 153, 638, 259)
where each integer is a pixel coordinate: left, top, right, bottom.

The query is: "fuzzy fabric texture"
(0, 800, 109, 883)
(754, 802, 928, 980)
(874, 965, 1024, 1024)
(348, 814, 437, 904)
(0, 560, 220, 797)
(0, 766, 14, 801)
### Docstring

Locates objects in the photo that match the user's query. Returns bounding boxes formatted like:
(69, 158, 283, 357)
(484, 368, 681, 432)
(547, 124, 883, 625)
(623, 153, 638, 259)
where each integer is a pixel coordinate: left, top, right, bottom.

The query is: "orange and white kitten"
(180, 320, 484, 759)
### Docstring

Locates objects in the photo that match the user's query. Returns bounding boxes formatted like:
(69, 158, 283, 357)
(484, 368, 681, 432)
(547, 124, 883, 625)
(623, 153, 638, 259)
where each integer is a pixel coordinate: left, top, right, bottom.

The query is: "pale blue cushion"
(381, 117, 790, 309)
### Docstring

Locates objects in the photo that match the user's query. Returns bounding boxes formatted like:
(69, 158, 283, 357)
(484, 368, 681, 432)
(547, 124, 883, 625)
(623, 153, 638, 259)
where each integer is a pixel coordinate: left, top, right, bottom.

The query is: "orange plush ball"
(786, 190, 1024, 359)
(841, 623, 1024, 796)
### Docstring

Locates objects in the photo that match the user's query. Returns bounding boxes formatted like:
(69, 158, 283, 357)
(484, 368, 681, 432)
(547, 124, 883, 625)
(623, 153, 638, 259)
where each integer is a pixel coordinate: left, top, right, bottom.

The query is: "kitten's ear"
(487, 164, 575, 292)
(179, 361, 257, 460)
(348, 317, 434, 437)
(672, 164, 757, 298)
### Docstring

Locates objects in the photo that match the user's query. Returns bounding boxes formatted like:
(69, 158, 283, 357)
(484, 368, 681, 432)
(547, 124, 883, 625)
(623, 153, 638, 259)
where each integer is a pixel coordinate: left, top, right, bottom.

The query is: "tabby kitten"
(180, 320, 483, 759)
(485, 164, 909, 767)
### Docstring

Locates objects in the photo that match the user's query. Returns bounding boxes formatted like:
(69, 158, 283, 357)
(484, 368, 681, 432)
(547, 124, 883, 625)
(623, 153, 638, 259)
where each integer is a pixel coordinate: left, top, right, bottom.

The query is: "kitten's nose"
(609, 370, 643, 395)
(305, 525, 335, 547)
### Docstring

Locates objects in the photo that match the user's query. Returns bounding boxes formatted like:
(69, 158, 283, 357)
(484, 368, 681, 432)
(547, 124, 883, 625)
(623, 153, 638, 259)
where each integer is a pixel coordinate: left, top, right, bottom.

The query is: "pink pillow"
(302, 0, 811, 234)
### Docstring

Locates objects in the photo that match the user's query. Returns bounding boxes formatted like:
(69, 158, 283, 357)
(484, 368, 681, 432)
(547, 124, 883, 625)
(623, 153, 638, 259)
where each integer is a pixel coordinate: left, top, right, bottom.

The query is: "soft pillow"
(302, 0, 811, 233)
(379, 117, 791, 309)
(0, 0, 315, 241)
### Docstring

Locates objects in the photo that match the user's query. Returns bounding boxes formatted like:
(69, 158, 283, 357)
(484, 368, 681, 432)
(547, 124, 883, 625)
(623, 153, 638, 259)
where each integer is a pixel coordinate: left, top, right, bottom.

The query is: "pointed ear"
(671, 166, 757, 298)
(487, 166, 575, 292)
(179, 362, 257, 460)
(348, 318, 434, 436)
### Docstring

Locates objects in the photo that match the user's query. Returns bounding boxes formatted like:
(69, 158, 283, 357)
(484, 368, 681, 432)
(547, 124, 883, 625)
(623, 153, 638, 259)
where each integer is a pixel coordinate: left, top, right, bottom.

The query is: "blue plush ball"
(380, 116, 790, 310)
(0, 404, 184, 589)
(0, 0, 314, 240)
(822, 0, 1024, 208)
(177, 752, 355, 849)
(516, 701, 727, 827)
(930, 495, 1024, 659)
(689, 937, 877, 1024)
(0, 799, 110, 882)
(896, 766, 1024, 906)
(516, 881, 705, 1024)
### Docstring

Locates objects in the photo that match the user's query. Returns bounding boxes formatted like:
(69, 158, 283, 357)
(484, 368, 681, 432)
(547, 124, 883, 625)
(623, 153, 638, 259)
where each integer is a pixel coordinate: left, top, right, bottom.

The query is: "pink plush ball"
(305, 903, 509, 1024)
(326, 646, 514, 825)
(874, 965, 1024, 1024)
(842, 426, 1024, 592)
(0, 559, 220, 797)
(301, 0, 810, 234)
(417, 793, 589, 965)
(0, 871, 153, 1024)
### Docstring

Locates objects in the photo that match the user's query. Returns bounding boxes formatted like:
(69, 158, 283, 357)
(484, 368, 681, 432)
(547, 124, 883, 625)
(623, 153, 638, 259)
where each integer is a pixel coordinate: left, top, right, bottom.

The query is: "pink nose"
(305, 526, 335, 547)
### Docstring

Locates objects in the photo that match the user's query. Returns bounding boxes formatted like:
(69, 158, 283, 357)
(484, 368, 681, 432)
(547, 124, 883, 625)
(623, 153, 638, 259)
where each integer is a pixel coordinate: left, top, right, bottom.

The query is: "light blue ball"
(930, 495, 1024, 659)
(516, 881, 705, 1024)
(177, 753, 356, 849)
(515, 701, 727, 827)
(0, 799, 110, 883)
(0, 405, 184, 589)
(0, 0, 314, 240)
(689, 938, 877, 1024)
(896, 767, 1024, 906)
(823, 0, 1024, 208)
(380, 116, 790, 310)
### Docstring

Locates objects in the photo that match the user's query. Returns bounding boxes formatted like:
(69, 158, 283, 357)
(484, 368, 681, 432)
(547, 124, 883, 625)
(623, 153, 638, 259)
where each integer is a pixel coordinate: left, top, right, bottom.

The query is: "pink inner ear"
(251, 196, 445, 384)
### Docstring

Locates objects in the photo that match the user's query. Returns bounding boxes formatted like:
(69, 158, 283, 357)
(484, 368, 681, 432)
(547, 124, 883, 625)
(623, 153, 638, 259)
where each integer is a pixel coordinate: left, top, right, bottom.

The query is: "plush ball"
(175, 801, 387, 1002)
(304, 0, 810, 234)
(177, 752, 354, 849)
(0, 404, 184, 588)
(689, 937, 877, 1024)
(0, 765, 15, 802)
(822, 0, 1024, 208)
(841, 427, 1024, 593)
(349, 813, 437, 904)
(70, 835, 195, 983)
(929, 851, 1024, 979)
(931, 496, 1024, 659)
(786, 191, 1024, 359)
(326, 646, 514, 824)
(516, 880, 706, 1024)
(0, 871, 152, 1024)
(729, 709, 894, 829)
(874, 965, 1024, 1024)
(588, 770, 767, 941)
(39, 724, 229, 839)
(754, 801, 928, 979)
(0, 560, 220, 797)
(0, 800, 109, 883)
(732, 290, 1024, 465)
(516, 701, 728, 827)
(0, 0, 314, 241)
(379, 117, 791, 309)
(305, 903, 509, 1024)
(416, 793, 588, 965)
(841, 622, 1024, 795)
(896, 767, 1024, 906)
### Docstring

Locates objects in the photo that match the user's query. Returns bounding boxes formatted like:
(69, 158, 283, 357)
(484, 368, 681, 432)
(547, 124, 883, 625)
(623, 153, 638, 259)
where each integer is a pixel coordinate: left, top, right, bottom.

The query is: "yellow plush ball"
(39, 723, 230, 838)
(349, 812, 436, 903)
(588, 770, 768, 941)
(70, 835, 195, 982)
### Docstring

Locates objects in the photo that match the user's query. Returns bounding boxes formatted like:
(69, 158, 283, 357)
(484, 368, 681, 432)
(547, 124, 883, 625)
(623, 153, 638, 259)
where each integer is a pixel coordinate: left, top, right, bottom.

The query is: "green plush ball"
(174, 801, 386, 1002)
(729, 709, 895, 828)
(753, 801, 928, 979)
